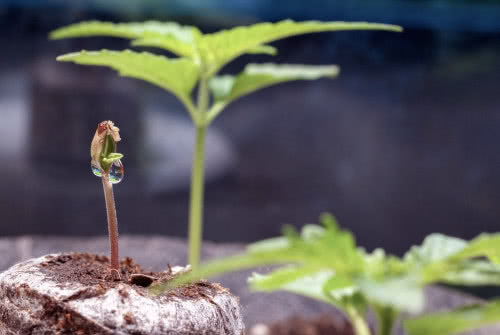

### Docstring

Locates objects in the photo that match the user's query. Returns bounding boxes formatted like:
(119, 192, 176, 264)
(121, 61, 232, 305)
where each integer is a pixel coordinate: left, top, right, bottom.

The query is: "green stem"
(346, 306, 372, 335)
(188, 78, 209, 268)
(375, 305, 398, 335)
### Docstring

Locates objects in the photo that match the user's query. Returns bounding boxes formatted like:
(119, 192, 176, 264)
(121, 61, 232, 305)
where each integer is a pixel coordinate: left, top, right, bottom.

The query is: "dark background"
(1, 0, 499, 257)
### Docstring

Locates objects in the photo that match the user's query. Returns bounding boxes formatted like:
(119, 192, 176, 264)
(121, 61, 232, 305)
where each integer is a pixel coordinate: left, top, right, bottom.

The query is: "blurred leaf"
(358, 275, 424, 313)
(56, 50, 198, 114)
(404, 234, 500, 285)
(404, 234, 468, 264)
(248, 265, 325, 292)
(442, 261, 500, 286)
(151, 213, 363, 295)
(200, 20, 403, 73)
(451, 234, 500, 264)
(245, 45, 278, 56)
(405, 300, 500, 335)
(250, 270, 348, 306)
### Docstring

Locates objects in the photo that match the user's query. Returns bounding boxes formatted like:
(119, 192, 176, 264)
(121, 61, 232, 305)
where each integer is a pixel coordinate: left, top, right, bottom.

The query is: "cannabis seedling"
(90, 121, 124, 276)
(50, 20, 402, 268)
(157, 214, 500, 335)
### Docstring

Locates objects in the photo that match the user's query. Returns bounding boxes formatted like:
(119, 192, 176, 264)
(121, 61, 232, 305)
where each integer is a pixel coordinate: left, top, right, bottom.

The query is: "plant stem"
(346, 306, 372, 335)
(102, 174, 120, 273)
(375, 305, 398, 335)
(188, 78, 209, 268)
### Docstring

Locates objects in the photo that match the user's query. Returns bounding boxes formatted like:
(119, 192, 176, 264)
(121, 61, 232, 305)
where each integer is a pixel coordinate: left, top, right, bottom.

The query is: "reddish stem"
(102, 174, 120, 274)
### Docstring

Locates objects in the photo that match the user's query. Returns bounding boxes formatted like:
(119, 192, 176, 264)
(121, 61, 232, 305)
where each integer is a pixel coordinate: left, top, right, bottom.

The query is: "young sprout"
(90, 121, 124, 277)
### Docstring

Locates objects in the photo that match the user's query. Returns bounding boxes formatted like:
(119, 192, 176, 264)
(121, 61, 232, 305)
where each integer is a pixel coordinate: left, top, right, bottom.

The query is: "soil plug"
(90, 121, 124, 277)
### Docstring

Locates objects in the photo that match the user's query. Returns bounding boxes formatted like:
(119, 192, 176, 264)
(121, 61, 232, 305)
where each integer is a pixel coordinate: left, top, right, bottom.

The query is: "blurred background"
(1, 0, 499, 257)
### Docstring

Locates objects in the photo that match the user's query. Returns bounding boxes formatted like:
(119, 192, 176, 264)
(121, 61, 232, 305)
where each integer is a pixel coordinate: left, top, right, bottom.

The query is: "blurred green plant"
(154, 213, 500, 335)
(50, 20, 402, 268)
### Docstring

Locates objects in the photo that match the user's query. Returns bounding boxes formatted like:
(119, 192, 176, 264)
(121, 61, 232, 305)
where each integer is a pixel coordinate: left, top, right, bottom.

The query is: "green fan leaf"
(50, 21, 278, 62)
(150, 213, 363, 295)
(50, 21, 201, 59)
(404, 233, 500, 284)
(200, 20, 403, 74)
(441, 261, 500, 286)
(451, 233, 500, 264)
(56, 50, 199, 118)
(245, 45, 278, 56)
(405, 300, 500, 335)
(248, 265, 323, 292)
(207, 63, 339, 122)
(358, 276, 424, 313)
(404, 234, 468, 265)
(250, 270, 349, 305)
(210, 63, 339, 102)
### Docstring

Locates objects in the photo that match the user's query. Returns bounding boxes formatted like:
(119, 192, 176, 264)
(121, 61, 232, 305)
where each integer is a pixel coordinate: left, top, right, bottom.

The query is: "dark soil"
(268, 315, 354, 335)
(39, 253, 222, 298)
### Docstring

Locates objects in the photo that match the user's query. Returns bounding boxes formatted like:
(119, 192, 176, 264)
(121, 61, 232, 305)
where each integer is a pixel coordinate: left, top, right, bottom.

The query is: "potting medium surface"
(0, 236, 499, 335)
(0, 252, 244, 334)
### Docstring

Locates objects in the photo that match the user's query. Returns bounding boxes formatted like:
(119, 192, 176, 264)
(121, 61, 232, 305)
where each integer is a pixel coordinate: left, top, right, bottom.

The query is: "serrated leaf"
(250, 270, 339, 304)
(451, 233, 500, 264)
(404, 234, 468, 264)
(207, 63, 339, 122)
(322, 275, 359, 305)
(56, 50, 198, 114)
(246, 218, 362, 272)
(404, 233, 500, 285)
(151, 214, 363, 295)
(210, 63, 338, 103)
(248, 265, 323, 292)
(200, 20, 403, 73)
(50, 21, 201, 59)
(245, 45, 278, 56)
(358, 276, 424, 313)
(50, 21, 278, 62)
(442, 260, 500, 286)
(360, 248, 407, 279)
(405, 300, 500, 335)
(247, 236, 289, 253)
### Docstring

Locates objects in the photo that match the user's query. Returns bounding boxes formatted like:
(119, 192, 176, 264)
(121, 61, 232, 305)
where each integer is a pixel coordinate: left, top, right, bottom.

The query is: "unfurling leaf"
(90, 120, 122, 173)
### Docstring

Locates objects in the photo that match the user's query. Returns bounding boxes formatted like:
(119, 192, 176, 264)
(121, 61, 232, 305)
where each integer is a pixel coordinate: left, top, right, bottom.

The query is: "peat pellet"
(0, 253, 244, 335)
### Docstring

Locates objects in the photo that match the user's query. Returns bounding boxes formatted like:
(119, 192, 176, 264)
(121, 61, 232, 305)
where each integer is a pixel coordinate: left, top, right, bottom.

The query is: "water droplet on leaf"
(109, 160, 124, 184)
(91, 161, 124, 184)
(91, 164, 103, 177)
